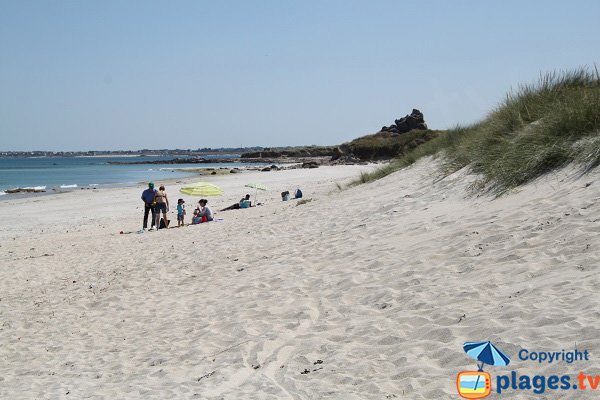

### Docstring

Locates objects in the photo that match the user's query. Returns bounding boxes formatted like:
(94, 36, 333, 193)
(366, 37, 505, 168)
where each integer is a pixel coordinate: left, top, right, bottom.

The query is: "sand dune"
(1, 161, 599, 399)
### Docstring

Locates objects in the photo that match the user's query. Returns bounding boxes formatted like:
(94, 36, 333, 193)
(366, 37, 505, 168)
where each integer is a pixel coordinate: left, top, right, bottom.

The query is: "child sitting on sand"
(191, 209, 202, 224)
(176, 198, 186, 227)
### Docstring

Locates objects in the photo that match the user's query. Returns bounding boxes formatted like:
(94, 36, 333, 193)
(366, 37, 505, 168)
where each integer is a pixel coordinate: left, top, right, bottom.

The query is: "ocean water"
(0, 155, 265, 194)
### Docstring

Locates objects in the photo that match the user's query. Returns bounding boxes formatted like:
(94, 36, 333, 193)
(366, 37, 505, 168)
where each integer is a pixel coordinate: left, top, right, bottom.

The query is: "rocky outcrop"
(5, 187, 46, 193)
(381, 109, 427, 134)
(301, 161, 319, 169)
(330, 154, 362, 165)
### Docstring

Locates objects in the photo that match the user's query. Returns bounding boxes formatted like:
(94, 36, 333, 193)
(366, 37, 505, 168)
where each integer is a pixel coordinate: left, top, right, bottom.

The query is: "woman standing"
(154, 185, 170, 229)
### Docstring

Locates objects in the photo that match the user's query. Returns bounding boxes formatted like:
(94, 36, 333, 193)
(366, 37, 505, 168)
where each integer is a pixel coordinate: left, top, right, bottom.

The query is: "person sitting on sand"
(196, 199, 214, 222)
(141, 182, 157, 230)
(176, 198, 186, 227)
(294, 188, 303, 199)
(239, 194, 252, 209)
(281, 191, 290, 201)
(220, 194, 252, 211)
(191, 209, 202, 224)
(154, 185, 170, 229)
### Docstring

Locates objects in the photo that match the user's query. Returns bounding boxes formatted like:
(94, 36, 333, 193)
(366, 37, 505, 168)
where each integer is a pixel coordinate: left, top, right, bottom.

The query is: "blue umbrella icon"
(463, 341, 511, 391)
(464, 341, 511, 370)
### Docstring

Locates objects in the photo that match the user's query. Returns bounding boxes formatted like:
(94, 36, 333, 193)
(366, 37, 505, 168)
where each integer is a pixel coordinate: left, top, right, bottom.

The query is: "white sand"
(1, 161, 599, 399)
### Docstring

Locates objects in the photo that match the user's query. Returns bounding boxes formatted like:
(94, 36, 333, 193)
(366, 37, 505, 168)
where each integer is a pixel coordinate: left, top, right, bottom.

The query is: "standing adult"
(141, 182, 157, 230)
(154, 185, 170, 229)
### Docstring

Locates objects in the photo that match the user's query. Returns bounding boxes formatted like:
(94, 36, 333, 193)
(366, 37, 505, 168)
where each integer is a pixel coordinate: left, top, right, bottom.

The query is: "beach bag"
(159, 218, 170, 229)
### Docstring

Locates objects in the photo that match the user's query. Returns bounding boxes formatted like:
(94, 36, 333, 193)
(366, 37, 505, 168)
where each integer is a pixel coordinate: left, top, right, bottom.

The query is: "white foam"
(60, 184, 78, 189)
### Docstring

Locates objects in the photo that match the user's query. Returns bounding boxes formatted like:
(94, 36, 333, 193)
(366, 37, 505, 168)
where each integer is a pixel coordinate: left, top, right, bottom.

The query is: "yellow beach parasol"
(180, 182, 224, 196)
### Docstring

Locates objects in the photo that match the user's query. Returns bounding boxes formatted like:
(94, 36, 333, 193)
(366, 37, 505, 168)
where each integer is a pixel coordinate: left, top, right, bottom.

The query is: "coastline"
(0, 157, 370, 200)
(0, 155, 284, 196)
(0, 164, 269, 200)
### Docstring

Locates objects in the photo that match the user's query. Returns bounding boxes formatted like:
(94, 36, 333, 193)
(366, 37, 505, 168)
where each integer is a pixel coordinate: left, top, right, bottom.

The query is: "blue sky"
(1, 1, 599, 151)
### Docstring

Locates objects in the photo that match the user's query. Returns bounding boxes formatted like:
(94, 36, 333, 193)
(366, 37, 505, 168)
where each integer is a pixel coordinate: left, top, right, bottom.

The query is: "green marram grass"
(351, 67, 600, 194)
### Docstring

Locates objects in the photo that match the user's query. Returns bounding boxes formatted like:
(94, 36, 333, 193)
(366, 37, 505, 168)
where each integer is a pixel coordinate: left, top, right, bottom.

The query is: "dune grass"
(350, 67, 600, 194)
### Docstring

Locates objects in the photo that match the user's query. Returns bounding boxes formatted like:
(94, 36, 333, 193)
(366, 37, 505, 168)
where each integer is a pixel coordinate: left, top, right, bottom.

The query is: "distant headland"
(0, 147, 262, 158)
(1, 108, 438, 164)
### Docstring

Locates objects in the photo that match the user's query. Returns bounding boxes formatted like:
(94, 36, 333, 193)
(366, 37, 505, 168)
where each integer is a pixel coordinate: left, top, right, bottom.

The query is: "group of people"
(141, 182, 304, 230)
(141, 182, 213, 230)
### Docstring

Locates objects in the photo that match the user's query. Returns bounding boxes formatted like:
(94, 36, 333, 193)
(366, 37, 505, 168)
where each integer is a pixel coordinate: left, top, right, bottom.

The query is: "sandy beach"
(1, 161, 599, 399)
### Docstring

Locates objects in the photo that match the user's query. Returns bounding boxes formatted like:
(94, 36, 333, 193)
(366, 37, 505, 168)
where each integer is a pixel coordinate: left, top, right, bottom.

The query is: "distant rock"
(330, 154, 362, 165)
(5, 187, 46, 193)
(330, 147, 344, 161)
(302, 161, 319, 169)
(381, 109, 427, 134)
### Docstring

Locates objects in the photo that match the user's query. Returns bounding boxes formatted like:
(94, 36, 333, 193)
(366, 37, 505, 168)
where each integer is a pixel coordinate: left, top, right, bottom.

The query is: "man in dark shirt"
(141, 182, 157, 230)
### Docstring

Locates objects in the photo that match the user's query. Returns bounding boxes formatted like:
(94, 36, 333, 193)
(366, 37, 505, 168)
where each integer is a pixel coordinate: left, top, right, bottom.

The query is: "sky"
(1, 1, 599, 151)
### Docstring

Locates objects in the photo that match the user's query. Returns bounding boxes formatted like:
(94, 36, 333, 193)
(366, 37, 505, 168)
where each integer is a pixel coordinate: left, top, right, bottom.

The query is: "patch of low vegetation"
(340, 129, 441, 160)
(351, 67, 600, 193)
(241, 146, 337, 158)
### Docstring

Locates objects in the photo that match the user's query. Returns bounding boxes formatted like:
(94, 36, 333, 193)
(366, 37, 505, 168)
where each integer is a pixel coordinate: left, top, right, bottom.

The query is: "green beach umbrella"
(180, 182, 224, 196)
(245, 183, 269, 191)
(245, 183, 269, 204)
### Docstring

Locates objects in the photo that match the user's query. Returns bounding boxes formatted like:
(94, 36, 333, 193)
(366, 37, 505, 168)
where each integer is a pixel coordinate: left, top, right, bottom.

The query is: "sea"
(0, 155, 268, 195)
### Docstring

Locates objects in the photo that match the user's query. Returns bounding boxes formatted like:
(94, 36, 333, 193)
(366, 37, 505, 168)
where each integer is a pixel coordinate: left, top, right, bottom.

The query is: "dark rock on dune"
(261, 167, 271, 172)
(381, 109, 427, 134)
(395, 116, 417, 131)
